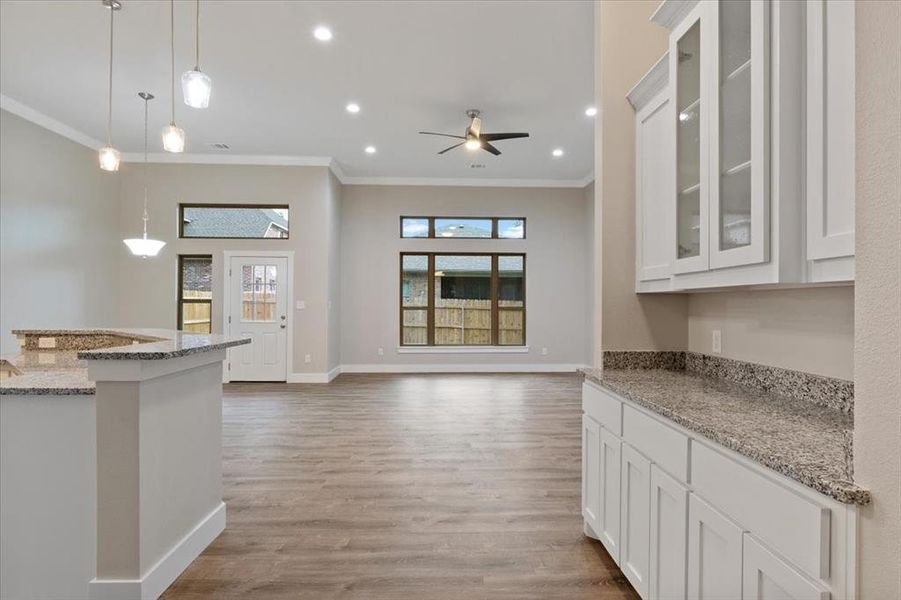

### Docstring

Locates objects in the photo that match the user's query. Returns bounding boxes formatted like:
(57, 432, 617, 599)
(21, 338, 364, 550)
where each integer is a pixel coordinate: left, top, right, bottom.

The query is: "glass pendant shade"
(123, 236, 166, 258)
(98, 146, 121, 171)
(181, 69, 211, 108)
(161, 123, 185, 153)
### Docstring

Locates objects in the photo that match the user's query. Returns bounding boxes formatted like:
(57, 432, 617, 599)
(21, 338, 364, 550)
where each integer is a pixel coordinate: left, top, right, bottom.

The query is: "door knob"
(280, 315, 287, 320)
(280, 324, 286, 329)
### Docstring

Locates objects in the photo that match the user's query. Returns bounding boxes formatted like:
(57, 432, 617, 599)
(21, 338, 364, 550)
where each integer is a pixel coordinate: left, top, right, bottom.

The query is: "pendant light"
(124, 92, 167, 258)
(181, 0, 212, 108)
(98, 0, 122, 171)
(162, 0, 186, 152)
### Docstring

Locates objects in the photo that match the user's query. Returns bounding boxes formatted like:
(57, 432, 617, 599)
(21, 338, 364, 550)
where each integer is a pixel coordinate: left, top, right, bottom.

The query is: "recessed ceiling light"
(364, 145, 377, 154)
(346, 102, 360, 114)
(313, 26, 333, 41)
(585, 106, 597, 117)
(552, 148, 564, 157)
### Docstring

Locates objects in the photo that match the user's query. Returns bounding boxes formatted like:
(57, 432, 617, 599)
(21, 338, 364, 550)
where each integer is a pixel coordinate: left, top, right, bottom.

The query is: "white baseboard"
(339, 363, 588, 374)
(287, 365, 341, 383)
(90, 501, 226, 600)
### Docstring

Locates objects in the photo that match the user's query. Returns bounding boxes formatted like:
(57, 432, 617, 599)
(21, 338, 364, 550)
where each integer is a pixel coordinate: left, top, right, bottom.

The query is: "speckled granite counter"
(1, 328, 250, 395)
(580, 365, 868, 505)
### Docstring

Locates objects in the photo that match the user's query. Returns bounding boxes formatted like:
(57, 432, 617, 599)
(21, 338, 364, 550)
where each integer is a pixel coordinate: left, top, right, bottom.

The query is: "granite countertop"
(1, 328, 250, 396)
(580, 367, 869, 505)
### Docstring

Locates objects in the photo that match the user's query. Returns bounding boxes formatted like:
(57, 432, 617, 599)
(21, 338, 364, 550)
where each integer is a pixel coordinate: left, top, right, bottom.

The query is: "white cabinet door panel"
(599, 427, 622, 563)
(806, 0, 855, 264)
(743, 535, 830, 600)
(688, 494, 744, 599)
(650, 465, 688, 600)
(621, 443, 651, 598)
(582, 415, 602, 534)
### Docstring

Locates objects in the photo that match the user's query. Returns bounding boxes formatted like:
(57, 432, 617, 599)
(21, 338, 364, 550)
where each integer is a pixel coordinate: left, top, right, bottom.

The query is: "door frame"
(222, 250, 294, 383)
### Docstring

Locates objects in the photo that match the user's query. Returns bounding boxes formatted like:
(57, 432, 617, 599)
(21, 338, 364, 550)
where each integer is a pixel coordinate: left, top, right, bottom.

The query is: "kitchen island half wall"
(0, 328, 250, 600)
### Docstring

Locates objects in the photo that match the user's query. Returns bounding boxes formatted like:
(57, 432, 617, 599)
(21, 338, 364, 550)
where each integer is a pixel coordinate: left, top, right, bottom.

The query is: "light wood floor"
(161, 373, 636, 599)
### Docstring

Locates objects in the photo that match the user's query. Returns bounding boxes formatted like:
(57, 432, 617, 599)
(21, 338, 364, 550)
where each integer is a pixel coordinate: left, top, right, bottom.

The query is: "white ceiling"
(0, 0, 594, 183)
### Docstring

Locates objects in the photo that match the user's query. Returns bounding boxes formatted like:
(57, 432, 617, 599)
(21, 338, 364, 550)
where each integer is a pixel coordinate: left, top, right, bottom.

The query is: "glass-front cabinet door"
(709, 0, 769, 269)
(671, 2, 709, 274)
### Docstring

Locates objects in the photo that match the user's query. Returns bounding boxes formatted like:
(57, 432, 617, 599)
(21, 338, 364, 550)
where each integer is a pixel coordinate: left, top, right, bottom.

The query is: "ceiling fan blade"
(419, 131, 466, 140)
(479, 132, 530, 142)
(438, 142, 465, 154)
(481, 142, 501, 156)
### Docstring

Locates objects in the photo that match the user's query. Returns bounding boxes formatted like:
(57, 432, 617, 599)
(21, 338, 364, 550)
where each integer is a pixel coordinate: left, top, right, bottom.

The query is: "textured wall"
(853, 1, 901, 596)
(595, 0, 689, 361)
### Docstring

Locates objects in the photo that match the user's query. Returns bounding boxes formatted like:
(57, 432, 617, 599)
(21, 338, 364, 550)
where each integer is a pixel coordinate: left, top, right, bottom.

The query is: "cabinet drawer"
(622, 404, 689, 482)
(582, 382, 622, 436)
(691, 441, 830, 580)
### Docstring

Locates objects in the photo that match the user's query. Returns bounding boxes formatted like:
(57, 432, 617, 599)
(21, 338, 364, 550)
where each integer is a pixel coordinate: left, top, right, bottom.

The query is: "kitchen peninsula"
(0, 328, 250, 600)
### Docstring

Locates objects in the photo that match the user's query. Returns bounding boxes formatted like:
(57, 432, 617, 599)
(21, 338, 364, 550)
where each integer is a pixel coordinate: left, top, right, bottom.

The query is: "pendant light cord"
(107, 6, 114, 145)
(142, 96, 150, 238)
(194, 0, 201, 70)
(170, 0, 176, 124)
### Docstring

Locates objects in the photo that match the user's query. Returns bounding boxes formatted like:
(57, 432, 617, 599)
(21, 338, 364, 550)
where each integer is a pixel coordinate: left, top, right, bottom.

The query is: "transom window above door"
(180, 204, 289, 239)
(400, 217, 526, 239)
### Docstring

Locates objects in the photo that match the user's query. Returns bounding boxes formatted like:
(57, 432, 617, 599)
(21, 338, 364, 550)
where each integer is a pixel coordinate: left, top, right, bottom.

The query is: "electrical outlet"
(304, 354, 312, 364)
(541, 347, 548, 356)
(377, 347, 384, 356)
(711, 329, 722, 354)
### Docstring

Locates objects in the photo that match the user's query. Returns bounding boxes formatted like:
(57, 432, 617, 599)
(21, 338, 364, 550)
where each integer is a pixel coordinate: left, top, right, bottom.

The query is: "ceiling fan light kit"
(419, 109, 530, 156)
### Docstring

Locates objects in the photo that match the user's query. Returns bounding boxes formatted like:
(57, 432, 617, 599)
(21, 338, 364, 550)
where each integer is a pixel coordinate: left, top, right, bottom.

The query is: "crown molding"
(626, 53, 669, 110)
(1, 93, 104, 150)
(650, 0, 700, 30)
(119, 152, 333, 167)
(337, 175, 593, 189)
(2, 94, 594, 189)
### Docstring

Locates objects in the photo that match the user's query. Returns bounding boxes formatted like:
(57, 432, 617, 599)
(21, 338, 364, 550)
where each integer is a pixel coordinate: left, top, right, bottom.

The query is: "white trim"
(397, 345, 530, 354)
(0, 93, 104, 150)
(120, 152, 333, 167)
(651, 0, 701, 30)
(287, 365, 341, 383)
(89, 502, 225, 600)
(340, 363, 587, 374)
(338, 175, 594, 188)
(627, 53, 669, 110)
(222, 250, 294, 384)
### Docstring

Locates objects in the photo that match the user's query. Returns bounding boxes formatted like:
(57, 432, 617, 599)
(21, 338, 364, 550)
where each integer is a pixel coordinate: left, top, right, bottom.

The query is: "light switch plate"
(712, 329, 722, 354)
(296, 300, 306, 310)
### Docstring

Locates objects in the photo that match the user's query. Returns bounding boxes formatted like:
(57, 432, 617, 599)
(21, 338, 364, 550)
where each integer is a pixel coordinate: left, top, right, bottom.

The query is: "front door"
(228, 255, 288, 381)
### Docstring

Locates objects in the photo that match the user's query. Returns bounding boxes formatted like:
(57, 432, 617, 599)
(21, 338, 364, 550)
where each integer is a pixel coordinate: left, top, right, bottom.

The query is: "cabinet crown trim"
(650, 0, 701, 30)
(627, 54, 669, 111)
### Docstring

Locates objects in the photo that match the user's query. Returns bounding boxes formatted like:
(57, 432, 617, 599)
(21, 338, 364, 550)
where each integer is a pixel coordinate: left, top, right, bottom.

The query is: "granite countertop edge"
(579, 368, 870, 506)
(76, 338, 250, 360)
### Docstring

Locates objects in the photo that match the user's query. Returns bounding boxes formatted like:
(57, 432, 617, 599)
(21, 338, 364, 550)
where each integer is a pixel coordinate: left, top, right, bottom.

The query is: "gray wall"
(339, 185, 593, 368)
(0, 109, 121, 354)
(116, 163, 338, 376)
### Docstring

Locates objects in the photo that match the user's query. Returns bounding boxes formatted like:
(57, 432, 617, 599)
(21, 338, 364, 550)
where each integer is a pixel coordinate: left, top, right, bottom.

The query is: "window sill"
(396, 346, 529, 354)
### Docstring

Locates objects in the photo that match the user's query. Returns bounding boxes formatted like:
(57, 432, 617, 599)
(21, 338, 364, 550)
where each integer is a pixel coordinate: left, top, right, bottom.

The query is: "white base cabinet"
(649, 465, 688, 599)
(744, 535, 831, 600)
(621, 444, 652, 597)
(688, 494, 744, 599)
(581, 380, 858, 600)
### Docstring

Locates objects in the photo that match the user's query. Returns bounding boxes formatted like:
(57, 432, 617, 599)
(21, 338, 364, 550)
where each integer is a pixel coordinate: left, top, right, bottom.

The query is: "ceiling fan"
(419, 109, 529, 156)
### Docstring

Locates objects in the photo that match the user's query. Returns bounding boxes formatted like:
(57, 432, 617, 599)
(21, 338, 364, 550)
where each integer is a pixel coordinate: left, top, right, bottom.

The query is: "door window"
(241, 264, 278, 322)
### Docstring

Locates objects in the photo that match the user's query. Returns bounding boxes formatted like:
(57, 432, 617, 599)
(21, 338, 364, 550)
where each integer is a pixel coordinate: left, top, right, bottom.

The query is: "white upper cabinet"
(806, 0, 855, 282)
(709, 0, 770, 270)
(629, 56, 676, 292)
(631, 0, 852, 291)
